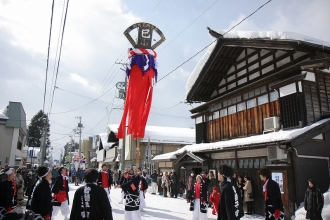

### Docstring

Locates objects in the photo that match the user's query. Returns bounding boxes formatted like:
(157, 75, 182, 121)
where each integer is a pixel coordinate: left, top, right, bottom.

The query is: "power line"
(162, 0, 189, 32)
(158, 0, 272, 82)
(151, 101, 183, 110)
(50, 134, 70, 141)
(149, 0, 168, 22)
(47, 0, 67, 115)
(77, 68, 121, 117)
(42, 0, 55, 113)
(85, 87, 117, 133)
(50, 82, 116, 115)
(145, 0, 162, 21)
(149, 111, 191, 119)
(154, 0, 177, 25)
(55, 86, 109, 104)
(49, 0, 70, 117)
(49, 120, 74, 130)
(158, 0, 219, 53)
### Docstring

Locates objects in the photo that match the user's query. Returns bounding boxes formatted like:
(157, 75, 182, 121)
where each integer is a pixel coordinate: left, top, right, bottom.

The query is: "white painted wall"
(279, 83, 297, 97)
(305, 72, 316, 82)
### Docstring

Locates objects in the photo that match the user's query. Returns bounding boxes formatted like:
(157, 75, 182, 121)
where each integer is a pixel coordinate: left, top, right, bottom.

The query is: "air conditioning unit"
(267, 146, 287, 161)
(263, 116, 280, 132)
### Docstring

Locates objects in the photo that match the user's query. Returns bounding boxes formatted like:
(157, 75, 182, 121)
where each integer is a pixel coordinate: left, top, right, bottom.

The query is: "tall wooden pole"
(135, 138, 140, 173)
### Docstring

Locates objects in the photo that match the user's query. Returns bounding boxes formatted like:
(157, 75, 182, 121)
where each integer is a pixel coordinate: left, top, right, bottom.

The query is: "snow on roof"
(98, 132, 113, 150)
(151, 151, 178, 161)
(186, 30, 330, 97)
(0, 108, 8, 120)
(107, 124, 195, 144)
(153, 118, 330, 161)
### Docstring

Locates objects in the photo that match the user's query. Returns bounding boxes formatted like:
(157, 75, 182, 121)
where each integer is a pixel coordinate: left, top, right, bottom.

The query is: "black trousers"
(246, 201, 253, 213)
(171, 185, 177, 198)
(163, 186, 168, 197)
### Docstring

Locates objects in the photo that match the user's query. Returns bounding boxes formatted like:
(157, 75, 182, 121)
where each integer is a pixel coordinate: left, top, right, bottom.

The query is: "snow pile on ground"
(293, 186, 330, 220)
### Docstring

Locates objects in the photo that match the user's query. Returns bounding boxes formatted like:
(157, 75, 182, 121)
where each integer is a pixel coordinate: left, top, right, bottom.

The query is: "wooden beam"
(223, 40, 297, 51)
(315, 51, 330, 59)
(209, 53, 312, 103)
(215, 50, 286, 91)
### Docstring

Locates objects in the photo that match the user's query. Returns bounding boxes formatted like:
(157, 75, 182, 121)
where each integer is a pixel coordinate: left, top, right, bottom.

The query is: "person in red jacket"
(98, 164, 113, 203)
(209, 186, 220, 215)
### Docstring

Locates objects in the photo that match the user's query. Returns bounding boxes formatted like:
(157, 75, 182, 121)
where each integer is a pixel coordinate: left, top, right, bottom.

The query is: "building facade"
(154, 31, 330, 219)
(0, 102, 27, 167)
(100, 124, 195, 172)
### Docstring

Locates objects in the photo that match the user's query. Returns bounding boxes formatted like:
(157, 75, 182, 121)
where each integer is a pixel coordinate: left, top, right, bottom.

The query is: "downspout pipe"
(290, 146, 330, 207)
(290, 147, 330, 174)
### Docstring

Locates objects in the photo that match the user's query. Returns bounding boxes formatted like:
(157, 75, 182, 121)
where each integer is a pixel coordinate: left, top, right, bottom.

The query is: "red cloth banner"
(117, 64, 154, 139)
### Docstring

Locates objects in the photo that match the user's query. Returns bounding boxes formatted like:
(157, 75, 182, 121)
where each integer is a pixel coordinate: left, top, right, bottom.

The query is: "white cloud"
(225, 0, 330, 42)
(70, 73, 97, 91)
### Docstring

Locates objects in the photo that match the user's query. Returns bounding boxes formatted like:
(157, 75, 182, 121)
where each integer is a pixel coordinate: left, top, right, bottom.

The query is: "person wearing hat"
(51, 167, 70, 220)
(217, 164, 244, 220)
(186, 174, 208, 220)
(304, 179, 324, 220)
(70, 168, 113, 220)
(209, 186, 220, 215)
(186, 171, 196, 199)
(115, 169, 142, 220)
(29, 166, 53, 220)
(0, 168, 15, 216)
(259, 168, 284, 220)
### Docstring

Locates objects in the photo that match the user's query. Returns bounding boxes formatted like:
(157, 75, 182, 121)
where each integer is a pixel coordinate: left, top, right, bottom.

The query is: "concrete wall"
(0, 126, 14, 167)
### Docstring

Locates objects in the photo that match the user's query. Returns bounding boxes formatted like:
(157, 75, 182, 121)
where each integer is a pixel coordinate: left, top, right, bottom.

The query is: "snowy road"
(66, 183, 265, 220)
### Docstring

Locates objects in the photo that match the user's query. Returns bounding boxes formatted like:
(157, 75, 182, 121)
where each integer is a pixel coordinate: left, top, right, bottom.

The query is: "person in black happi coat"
(116, 169, 141, 220)
(70, 169, 113, 220)
(304, 179, 324, 220)
(0, 168, 15, 218)
(137, 170, 148, 211)
(217, 164, 244, 220)
(30, 166, 53, 220)
(259, 168, 284, 220)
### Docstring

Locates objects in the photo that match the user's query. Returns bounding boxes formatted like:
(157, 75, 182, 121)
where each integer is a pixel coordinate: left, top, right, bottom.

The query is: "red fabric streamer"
(117, 64, 154, 139)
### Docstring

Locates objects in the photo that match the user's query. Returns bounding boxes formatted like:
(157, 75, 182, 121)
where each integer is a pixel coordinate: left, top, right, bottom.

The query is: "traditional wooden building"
(153, 31, 330, 219)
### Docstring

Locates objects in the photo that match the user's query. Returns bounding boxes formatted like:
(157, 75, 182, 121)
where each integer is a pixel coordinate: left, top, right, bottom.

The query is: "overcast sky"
(1, 0, 330, 160)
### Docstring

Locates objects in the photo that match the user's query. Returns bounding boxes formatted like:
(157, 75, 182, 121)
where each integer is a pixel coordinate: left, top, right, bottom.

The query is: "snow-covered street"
(66, 183, 265, 220)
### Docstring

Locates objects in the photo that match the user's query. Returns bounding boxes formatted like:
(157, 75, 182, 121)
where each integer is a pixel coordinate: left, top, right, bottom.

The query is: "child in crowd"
(209, 186, 220, 215)
(179, 179, 186, 197)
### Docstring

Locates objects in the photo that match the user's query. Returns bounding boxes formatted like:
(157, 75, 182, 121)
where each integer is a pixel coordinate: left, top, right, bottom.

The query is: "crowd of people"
(0, 164, 325, 220)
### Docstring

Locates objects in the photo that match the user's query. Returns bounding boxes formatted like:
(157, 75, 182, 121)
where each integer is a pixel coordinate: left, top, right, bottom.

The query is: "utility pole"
(115, 62, 128, 170)
(40, 116, 47, 166)
(76, 116, 83, 166)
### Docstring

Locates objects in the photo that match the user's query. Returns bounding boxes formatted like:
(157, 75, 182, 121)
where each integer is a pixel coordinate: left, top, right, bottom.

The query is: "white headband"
(5, 168, 14, 175)
(40, 168, 51, 178)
